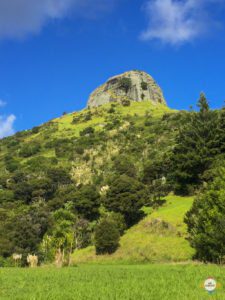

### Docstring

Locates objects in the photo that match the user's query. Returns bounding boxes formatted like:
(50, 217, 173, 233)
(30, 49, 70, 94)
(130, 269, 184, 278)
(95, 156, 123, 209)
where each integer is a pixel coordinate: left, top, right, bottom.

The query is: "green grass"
(0, 264, 224, 299)
(73, 195, 195, 264)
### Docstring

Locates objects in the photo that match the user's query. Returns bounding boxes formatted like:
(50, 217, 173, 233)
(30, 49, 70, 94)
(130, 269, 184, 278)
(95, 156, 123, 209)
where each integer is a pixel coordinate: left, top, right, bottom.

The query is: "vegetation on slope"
(0, 94, 225, 266)
(72, 195, 195, 264)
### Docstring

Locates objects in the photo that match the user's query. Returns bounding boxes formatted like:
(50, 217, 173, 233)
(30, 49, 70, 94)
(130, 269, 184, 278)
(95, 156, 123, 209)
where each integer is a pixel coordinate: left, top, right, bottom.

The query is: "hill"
(0, 97, 179, 264)
(1, 72, 224, 266)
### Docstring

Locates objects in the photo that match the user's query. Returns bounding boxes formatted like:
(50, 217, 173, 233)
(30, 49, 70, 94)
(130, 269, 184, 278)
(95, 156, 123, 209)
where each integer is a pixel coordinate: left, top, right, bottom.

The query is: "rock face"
(87, 70, 166, 108)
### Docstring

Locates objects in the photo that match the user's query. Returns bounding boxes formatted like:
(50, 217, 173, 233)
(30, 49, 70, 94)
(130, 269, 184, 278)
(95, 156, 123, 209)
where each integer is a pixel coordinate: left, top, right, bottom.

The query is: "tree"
(185, 167, 225, 263)
(112, 155, 136, 177)
(51, 185, 100, 221)
(70, 185, 100, 221)
(217, 107, 225, 153)
(94, 218, 120, 255)
(11, 201, 50, 265)
(171, 94, 220, 194)
(104, 175, 147, 227)
(48, 207, 76, 267)
(47, 167, 72, 186)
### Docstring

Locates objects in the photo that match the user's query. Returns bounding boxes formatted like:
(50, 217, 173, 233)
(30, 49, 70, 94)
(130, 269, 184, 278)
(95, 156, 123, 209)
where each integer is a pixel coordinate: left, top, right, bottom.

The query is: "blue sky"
(0, 0, 225, 137)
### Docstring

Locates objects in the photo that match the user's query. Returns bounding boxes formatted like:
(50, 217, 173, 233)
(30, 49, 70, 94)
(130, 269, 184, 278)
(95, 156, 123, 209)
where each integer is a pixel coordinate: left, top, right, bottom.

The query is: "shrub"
(141, 81, 148, 90)
(80, 127, 95, 136)
(119, 77, 132, 93)
(84, 112, 92, 121)
(19, 142, 41, 158)
(31, 126, 40, 134)
(94, 218, 120, 255)
(72, 115, 82, 124)
(74, 146, 85, 155)
(108, 107, 115, 114)
(121, 99, 131, 107)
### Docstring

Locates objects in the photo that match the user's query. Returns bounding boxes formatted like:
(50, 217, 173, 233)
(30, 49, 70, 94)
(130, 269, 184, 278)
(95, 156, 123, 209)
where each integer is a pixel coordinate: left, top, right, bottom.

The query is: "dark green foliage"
(185, 167, 225, 263)
(108, 107, 115, 114)
(4, 156, 20, 172)
(47, 167, 72, 186)
(104, 175, 147, 227)
(0, 201, 50, 263)
(0, 190, 15, 204)
(141, 81, 148, 91)
(74, 146, 85, 155)
(55, 139, 74, 158)
(70, 185, 100, 221)
(14, 177, 54, 204)
(31, 126, 40, 134)
(119, 77, 132, 93)
(94, 218, 120, 255)
(104, 115, 122, 130)
(19, 142, 41, 158)
(26, 156, 58, 172)
(6, 138, 20, 149)
(80, 126, 95, 136)
(217, 108, 225, 152)
(142, 159, 170, 184)
(171, 94, 220, 194)
(72, 115, 82, 124)
(121, 99, 131, 107)
(84, 111, 92, 121)
(51, 185, 100, 220)
(112, 155, 136, 177)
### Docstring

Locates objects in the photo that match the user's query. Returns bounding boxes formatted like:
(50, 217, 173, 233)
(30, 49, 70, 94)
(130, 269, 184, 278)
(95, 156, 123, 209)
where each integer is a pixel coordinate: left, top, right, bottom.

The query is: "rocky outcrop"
(87, 70, 166, 108)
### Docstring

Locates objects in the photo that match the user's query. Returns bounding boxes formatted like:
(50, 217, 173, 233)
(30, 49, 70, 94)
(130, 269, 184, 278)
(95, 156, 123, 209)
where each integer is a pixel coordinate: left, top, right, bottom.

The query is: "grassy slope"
(1, 101, 172, 161)
(0, 264, 224, 300)
(52, 101, 172, 138)
(73, 195, 195, 264)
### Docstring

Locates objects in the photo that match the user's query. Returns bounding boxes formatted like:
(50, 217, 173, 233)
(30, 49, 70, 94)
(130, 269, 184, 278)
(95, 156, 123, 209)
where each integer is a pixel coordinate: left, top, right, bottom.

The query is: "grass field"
(0, 264, 224, 300)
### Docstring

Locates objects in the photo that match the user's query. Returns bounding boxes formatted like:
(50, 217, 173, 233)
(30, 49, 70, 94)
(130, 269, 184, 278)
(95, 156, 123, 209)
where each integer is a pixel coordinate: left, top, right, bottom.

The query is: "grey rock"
(87, 70, 166, 108)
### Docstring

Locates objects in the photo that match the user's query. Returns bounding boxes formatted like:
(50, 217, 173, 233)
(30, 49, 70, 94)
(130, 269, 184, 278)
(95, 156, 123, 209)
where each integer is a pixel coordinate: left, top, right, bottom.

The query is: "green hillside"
(1, 95, 224, 266)
(73, 195, 195, 264)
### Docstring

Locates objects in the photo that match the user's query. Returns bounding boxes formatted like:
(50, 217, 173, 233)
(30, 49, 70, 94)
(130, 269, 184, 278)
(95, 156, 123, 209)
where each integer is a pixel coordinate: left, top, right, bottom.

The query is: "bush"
(72, 115, 82, 124)
(19, 142, 41, 158)
(108, 107, 115, 114)
(80, 127, 95, 137)
(119, 77, 132, 93)
(94, 218, 120, 255)
(74, 146, 85, 155)
(121, 99, 131, 107)
(84, 112, 92, 121)
(141, 81, 148, 90)
(185, 167, 225, 263)
(32, 126, 40, 134)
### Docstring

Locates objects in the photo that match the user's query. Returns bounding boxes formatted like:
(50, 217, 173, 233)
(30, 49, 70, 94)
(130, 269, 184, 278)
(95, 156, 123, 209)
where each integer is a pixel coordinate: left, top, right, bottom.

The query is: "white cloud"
(140, 0, 223, 45)
(0, 0, 117, 39)
(0, 99, 6, 107)
(0, 114, 16, 138)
